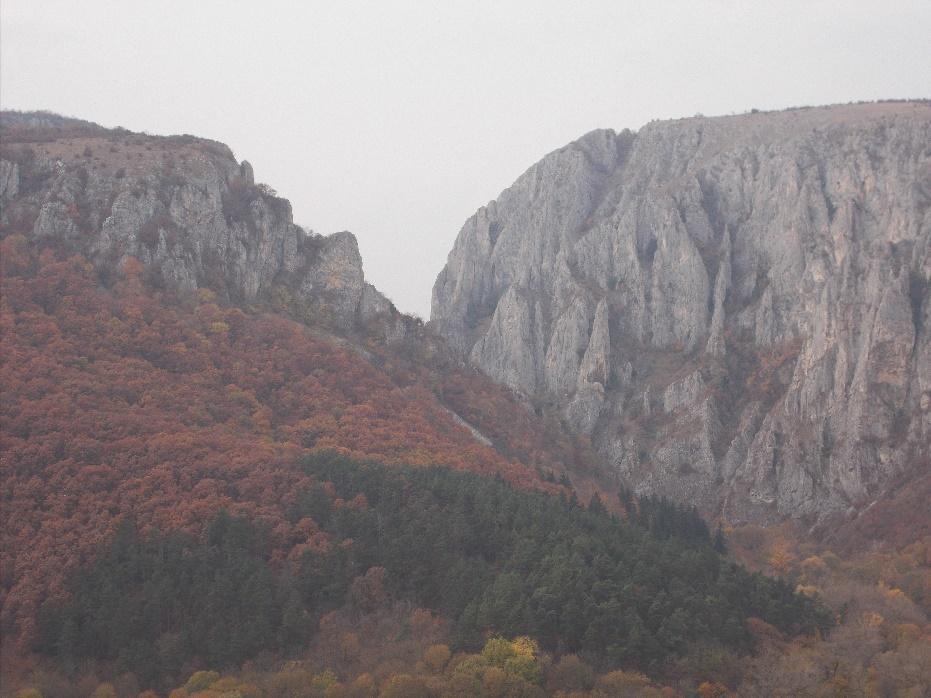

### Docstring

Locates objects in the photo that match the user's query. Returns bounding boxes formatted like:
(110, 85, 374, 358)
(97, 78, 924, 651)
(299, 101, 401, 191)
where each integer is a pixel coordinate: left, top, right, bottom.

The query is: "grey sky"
(2, 1, 929, 317)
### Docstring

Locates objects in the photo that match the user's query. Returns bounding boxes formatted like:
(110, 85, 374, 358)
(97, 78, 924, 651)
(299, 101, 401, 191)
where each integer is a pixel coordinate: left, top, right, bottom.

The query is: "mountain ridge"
(0, 110, 401, 334)
(0, 110, 614, 652)
(432, 100, 931, 527)
(0, 110, 606, 489)
(2, 105, 930, 697)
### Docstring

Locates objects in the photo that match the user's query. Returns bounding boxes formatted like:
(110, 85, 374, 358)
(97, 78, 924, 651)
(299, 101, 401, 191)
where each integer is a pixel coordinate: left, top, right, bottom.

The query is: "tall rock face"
(0, 111, 604, 494)
(432, 102, 931, 524)
(0, 112, 393, 332)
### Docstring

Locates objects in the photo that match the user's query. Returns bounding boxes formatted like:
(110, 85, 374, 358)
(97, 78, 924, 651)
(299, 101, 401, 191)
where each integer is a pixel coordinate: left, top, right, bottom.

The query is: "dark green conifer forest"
(37, 453, 832, 689)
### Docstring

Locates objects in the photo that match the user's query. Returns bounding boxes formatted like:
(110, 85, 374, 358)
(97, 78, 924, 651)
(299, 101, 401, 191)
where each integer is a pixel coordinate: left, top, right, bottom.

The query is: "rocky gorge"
(3, 104, 929, 530)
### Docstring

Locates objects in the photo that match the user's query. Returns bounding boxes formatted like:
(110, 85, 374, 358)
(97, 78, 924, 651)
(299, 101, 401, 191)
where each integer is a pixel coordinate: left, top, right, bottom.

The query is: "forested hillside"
(0, 237, 557, 652)
(35, 454, 829, 693)
(2, 111, 929, 697)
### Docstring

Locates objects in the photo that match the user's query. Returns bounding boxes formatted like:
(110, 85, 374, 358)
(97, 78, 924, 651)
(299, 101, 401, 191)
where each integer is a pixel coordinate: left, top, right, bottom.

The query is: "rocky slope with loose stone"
(432, 101, 931, 525)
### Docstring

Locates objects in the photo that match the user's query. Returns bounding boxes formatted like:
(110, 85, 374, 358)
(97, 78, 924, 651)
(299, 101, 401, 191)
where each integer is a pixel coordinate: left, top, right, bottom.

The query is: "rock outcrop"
(432, 102, 931, 524)
(0, 113, 394, 332)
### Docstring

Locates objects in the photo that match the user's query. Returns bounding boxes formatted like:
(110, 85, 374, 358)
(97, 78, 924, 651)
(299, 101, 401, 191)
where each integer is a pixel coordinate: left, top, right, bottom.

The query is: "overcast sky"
(2, 1, 929, 316)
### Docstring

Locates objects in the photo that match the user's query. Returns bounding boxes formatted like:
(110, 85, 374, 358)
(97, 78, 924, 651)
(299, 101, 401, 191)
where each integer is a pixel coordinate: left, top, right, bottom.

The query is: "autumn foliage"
(0, 238, 552, 647)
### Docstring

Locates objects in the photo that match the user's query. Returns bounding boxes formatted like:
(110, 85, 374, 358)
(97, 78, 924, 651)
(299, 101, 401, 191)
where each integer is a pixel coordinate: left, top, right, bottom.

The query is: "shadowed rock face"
(0, 112, 392, 331)
(432, 102, 931, 525)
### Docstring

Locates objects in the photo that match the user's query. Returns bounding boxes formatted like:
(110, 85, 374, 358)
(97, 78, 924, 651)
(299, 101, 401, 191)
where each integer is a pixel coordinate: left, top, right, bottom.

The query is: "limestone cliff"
(432, 102, 931, 524)
(0, 111, 609, 496)
(0, 111, 393, 332)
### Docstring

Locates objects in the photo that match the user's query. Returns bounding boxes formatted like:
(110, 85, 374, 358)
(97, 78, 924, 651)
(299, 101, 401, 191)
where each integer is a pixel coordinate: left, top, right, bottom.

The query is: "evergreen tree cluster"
(37, 513, 284, 687)
(619, 486, 728, 552)
(38, 453, 832, 687)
